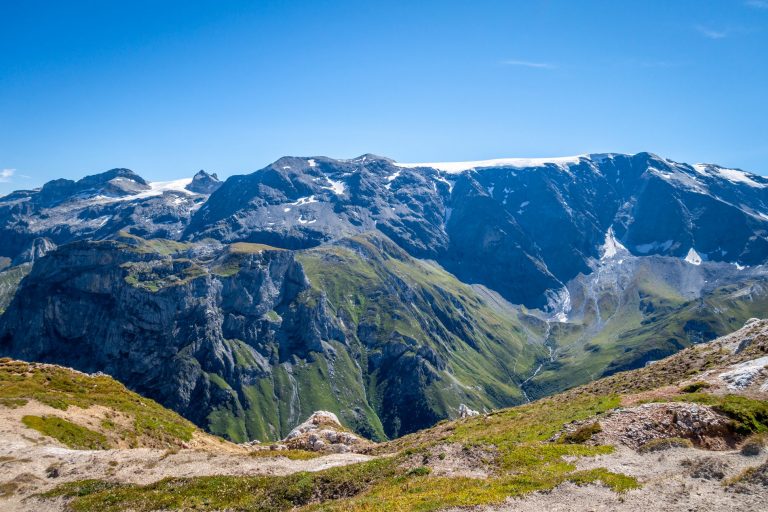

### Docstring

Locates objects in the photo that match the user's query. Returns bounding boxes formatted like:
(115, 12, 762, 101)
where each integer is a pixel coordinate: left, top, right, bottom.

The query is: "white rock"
(458, 404, 480, 418)
(718, 356, 768, 390)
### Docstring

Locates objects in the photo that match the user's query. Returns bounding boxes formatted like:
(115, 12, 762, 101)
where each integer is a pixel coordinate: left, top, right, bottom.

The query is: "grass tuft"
(561, 422, 602, 444)
(22, 415, 109, 450)
(0, 360, 196, 448)
(637, 437, 693, 453)
(680, 381, 711, 393)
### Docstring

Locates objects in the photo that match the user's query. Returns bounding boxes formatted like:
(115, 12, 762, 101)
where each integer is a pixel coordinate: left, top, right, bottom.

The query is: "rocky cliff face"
(0, 238, 316, 440)
(186, 170, 222, 195)
(0, 233, 540, 441)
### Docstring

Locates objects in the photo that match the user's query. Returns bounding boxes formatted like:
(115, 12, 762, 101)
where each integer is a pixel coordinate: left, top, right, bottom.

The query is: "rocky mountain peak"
(36, 168, 149, 206)
(186, 170, 222, 194)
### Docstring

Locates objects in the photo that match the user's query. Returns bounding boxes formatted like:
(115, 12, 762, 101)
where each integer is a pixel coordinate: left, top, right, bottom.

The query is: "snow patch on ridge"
(684, 248, 703, 266)
(394, 155, 586, 174)
(384, 170, 401, 190)
(91, 178, 196, 204)
(692, 163, 766, 188)
(292, 196, 319, 206)
(322, 178, 346, 196)
(601, 227, 628, 260)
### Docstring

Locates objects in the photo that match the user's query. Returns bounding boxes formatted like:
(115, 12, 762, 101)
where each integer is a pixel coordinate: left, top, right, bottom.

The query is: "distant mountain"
(2, 152, 768, 442)
(0, 168, 220, 260)
(185, 152, 768, 307)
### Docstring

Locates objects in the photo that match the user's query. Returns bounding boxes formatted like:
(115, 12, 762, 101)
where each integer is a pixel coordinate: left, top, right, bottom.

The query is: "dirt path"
(447, 446, 768, 512)
(0, 402, 372, 512)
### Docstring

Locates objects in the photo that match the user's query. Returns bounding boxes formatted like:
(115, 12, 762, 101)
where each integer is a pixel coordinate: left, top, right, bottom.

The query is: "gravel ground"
(0, 401, 371, 512)
(447, 446, 768, 512)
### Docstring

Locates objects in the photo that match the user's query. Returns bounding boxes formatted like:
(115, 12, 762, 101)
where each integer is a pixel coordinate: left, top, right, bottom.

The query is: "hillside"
(1, 320, 766, 511)
(0, 232, 542, 442)
(0, 358, 218, 450)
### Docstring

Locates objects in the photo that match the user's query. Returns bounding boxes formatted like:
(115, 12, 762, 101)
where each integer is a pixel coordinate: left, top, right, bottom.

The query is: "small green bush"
(22, 415, 109, 450)
(680, 381, 710, 393)
(740, 433, 767, 456)
(561, 422, 602, 444)
(406, 466, 431, 477)
(637, 437, 693, 453)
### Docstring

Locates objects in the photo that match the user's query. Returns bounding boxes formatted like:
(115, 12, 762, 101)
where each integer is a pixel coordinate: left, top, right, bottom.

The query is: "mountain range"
(2, 151, 768, 441)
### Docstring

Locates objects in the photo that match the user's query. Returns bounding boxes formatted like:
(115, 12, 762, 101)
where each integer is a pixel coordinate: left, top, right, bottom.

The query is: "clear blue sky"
(1, 0, 767, 194)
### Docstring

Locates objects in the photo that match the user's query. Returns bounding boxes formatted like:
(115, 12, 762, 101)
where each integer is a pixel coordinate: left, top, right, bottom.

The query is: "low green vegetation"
(561, 422, 602, 444)
(0, 263, 31, 314)
(724, 460, 768, 490)
(212, 243, 285, 276)
(678, 393, 768, 434)
(44, 459, 397, 512)
(228, 242, 283, 254)
(122, 258, 207, 292)
(297, 233, 541, 438)
(22, 415, 109, 450)
(116, 231, 191, 256)
(249, 449, 321, 461)
(740, 433, 767, 456)
(45, 392, 638, 511)
(0, 359, 196, 448)
(680, 381, 710, 393)
(637, 437, 693, 453)
(0, 397, 27, 408)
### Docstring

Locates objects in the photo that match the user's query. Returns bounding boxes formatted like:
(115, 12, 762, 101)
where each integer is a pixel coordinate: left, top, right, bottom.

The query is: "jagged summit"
(30, 168, 150, 205)
(186, 170, 222, 194)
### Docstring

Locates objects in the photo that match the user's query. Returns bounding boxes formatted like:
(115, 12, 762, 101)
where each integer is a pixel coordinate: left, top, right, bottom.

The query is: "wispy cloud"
(501, 59, 556, 69)
(695, 25, 729, 39)
(746, 0, 768, 9)
(0, 169, 14, 183)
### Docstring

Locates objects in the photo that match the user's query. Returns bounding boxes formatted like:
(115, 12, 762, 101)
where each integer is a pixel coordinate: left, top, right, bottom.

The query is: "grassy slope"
(213, 229, 543, 443)
(45, 320, 768, 511)
(0, 359, 199, 448)
(297, 233, 541, 435)
(530, 263, 768, 398)
(45, 392, 638, 512)
(0, 263, 31, 314)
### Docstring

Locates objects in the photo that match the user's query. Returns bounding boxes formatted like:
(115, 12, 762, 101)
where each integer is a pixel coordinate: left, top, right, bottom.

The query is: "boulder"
(283, 411, 367, 452)
(458, 404, 480, 418)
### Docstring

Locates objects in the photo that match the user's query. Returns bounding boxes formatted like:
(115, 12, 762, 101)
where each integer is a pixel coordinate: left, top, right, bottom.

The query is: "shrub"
(22, 415, 109, 450)
(680, 381, 710, 393)
(740, 433, 767, 456)
(638, 437, 693, 453)
(561, 422, 602, 444)
(406, 466, 431, 477)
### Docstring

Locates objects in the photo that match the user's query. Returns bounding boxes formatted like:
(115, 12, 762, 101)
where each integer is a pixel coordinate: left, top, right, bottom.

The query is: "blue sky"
(1, 0, 767, 194)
